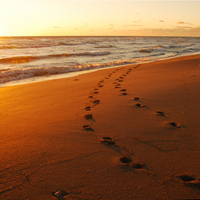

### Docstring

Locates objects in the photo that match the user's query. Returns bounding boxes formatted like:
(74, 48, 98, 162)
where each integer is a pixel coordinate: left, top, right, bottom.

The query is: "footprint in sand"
(83, 125, 93, 131)
(84, 114, 93, 119)
(135, 103, 145, 108)
(100, 137, 115, 145)
(52, 190, 69, 198)
(131, 162, 145, 169)
(156, 111, 166, 116)
(169, 122, 181, 129)
(119, 89, 126, 92)
(120, 156, 132, 164)
(94, 91, 99, 94)
(133, 97, 140, 101)
(85, 106, 91, 111)
(179, 175, 200, 188)
(94, 100, 100, 104)
(89, 96, 93, 99)
(118, 80, 123, 82)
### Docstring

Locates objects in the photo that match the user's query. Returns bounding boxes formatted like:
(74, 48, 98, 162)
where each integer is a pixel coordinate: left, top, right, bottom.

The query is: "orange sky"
(0, 1, 200, 37)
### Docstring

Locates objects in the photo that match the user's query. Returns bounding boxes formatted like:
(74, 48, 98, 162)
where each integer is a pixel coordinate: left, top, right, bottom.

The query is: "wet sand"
(1, 54, 200, 199)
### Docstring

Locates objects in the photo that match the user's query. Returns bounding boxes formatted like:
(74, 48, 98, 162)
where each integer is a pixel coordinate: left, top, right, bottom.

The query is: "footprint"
(118, 80, 123, 82)
(121, 92, 128, 96)
(88, 96, 93, 99)
(83, 125, 93, 131)
(94, 100, 100, 104)
(94, 91, 99, 94)
(169, 122, 181, 129)
(135, 103, 145, 108)
(84, 114, 93, 119)
(100, 137, 115, 145)
(133, 97, 140, 101)
(85, 106, 91, 111)
(179, 175, 200, 188)
(52, 190, 69, 198)
(119, 89, 126, 92)
(179, 175, 196, 182)
(120, 156, 132, 164)
(156, 111, 166, 116)
(132, 162, 144, 169)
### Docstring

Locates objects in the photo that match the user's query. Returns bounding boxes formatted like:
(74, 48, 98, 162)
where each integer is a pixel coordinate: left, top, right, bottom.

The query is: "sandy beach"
(1, 54, 200, 200)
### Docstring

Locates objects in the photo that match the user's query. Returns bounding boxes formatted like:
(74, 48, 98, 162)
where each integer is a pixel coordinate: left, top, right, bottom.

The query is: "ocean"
(0, 36, 200, 87)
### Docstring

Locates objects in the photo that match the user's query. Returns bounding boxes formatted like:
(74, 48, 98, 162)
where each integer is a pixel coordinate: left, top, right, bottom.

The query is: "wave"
(140, 43, 194, 53)
(58, 42, 86, 46)
(0, 51, 111, 64)
(0, 57, 159, 84)
(95, 45, 114, 48)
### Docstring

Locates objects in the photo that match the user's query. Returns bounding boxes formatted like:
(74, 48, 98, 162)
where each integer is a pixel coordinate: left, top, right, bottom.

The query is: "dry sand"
(1, 54, 200, 199)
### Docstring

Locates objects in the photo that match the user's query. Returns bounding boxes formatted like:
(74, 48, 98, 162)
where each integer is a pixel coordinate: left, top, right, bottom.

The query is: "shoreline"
(1, 53, 200, 88)
(1, 54, 200, 199)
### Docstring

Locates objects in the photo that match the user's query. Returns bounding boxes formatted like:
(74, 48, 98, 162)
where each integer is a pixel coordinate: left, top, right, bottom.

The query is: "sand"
(0, 54, 200, 199)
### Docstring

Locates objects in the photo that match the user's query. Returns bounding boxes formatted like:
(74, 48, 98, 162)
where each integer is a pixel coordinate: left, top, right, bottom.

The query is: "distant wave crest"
(0, 51, 111, 64)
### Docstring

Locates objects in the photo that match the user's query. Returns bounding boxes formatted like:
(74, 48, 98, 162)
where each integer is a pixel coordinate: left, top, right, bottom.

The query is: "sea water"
(0, 36, 200, 86)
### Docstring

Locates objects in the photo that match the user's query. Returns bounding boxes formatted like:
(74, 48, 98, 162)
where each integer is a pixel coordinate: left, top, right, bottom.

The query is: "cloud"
(159, 20, 164, 22)
(177, 21, 192, 25)
(115, 26, 200, 37)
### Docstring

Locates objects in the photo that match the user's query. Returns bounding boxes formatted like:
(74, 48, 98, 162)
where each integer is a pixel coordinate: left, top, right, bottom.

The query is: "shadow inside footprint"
(180, 175, 196, 182)
(84, 114, 93, 119)
(119, 89, 126, 92)
(133, 97, 140, 101)
(52, 191, 69, 199)
(120, 156, 132, 164)
(179, 175, 200, 188)
(100, 137, 115, 145)
(85, 106, 91, 111)
(132, 162, 144, 169)
(94, 100, 100, 104)
(135, 103, 145, 108)
(83, 125, 93, 131)
(156, 111, 166, 116)
(169, 122, 181, 129)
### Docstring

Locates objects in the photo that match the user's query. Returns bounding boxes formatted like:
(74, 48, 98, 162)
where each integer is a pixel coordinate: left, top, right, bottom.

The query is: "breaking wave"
(0, 51, 111, 64)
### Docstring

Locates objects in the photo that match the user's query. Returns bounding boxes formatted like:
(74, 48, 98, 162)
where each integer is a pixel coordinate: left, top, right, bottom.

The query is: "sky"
(0, 0, 200, 37)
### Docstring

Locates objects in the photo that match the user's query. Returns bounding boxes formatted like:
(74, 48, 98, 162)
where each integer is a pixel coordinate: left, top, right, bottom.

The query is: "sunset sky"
(0, 0, 200, 37)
